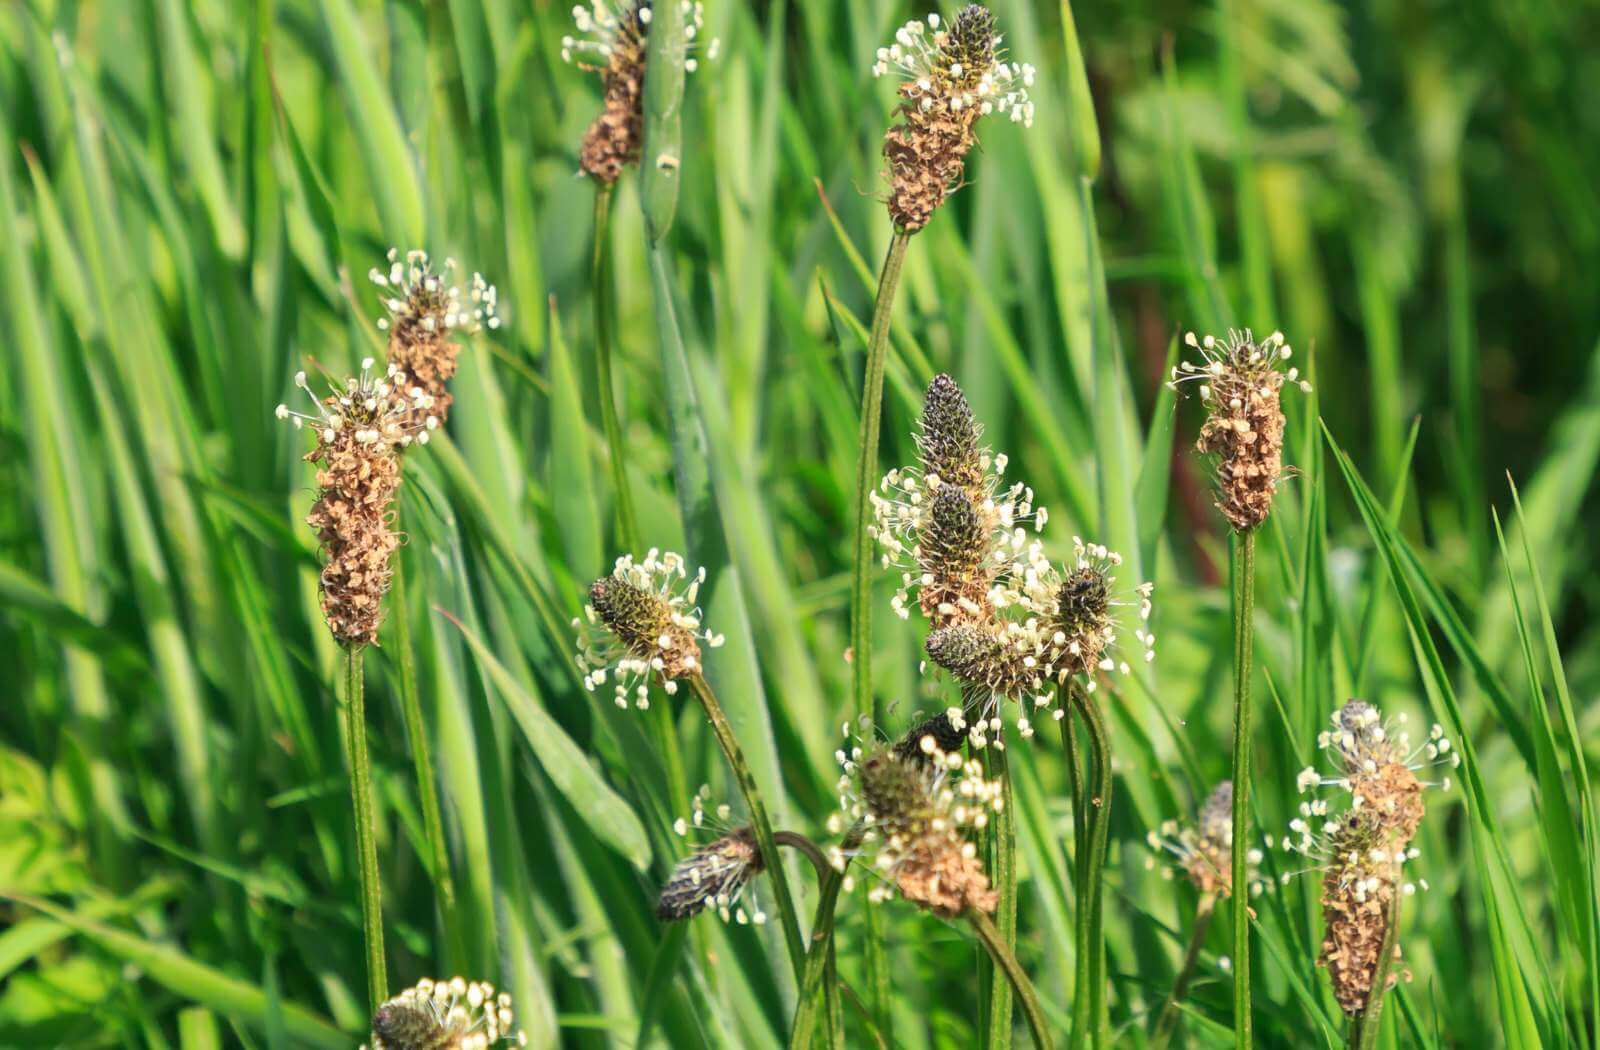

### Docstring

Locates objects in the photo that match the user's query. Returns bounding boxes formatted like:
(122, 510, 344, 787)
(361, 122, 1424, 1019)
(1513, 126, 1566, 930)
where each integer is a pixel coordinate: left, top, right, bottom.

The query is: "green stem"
(1351, 880, 1404, 1050)
(849, 228, 913, 727)
(343, 645, 386, 1012)
(987, 739, 1018, 1049)
(788, 823, 865, 1050)
(1229, 530, 1257, 1050)
(687, 673, 806, 978)
(1150, 892, 1217, 1050)
(1062, 700, 1090, 1050)
(592, 183, 640, 549)
(1077, 686, 1113, 1050)
(389, 544, 460, 963)
(970, 908, 1056, 1050)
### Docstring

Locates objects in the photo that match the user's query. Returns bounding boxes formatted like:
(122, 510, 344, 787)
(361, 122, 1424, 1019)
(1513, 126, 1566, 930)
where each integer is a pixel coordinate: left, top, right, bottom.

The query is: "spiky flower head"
(1146, 781, 1263, 898)
(1282, 700, 1457, 1015)
(872, 375, 1044, 628)
(874, 7, 1034, 230)
(562, 2, 718, 183)
(827, 723, 1003, 917)
(277, 360, 435, 647)
(362, 976, 526, 1049)
(658, 823, 765, 924)
(574, 550, 725, 709)
(370, 250, 499, 432)
(1170, 328, 1311, 532)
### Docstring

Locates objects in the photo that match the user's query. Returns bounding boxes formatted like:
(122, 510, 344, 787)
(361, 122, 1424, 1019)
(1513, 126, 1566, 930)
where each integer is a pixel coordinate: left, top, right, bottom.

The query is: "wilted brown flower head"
(1146, 780, 1263, 898)
(872, 375, 1044, 628)
(657, 825, 765, 923)
(278, 361, 434, 647)
(828, 730, 1004, 918)
(1284, 701, 1458, 1015)
(370, 250, 499, 433)
(1170, 328, 1312, 532)
(574, 550, 725, 709)
(873, 7, 1035, 230)
(363, 976, 526, 1050)
(562, 1, 716, 183)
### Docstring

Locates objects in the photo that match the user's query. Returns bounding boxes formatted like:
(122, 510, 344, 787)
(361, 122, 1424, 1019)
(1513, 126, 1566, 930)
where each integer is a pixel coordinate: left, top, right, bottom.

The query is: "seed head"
(893, 711, 970, 766)
(574, 550, 725, 709)
(919, 373, 985, 494)
(1146, 780, 1264, 898)
(1170, 329, 1310, 532)
(363, 976, 526, 1049)
(873, 8, 1035, 230)
(657, 826, 765, 923)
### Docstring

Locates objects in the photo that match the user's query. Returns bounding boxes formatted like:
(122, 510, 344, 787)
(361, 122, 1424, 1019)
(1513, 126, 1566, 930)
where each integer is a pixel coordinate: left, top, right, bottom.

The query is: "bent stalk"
(970, 907, 1056, 1050)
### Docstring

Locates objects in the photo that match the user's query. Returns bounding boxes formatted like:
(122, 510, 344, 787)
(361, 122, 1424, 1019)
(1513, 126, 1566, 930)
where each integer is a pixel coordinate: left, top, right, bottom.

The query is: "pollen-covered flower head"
(872, 375, 1044, 628)
(874, 7, 1035, 230)
(562, 1, 718, 183)
(574, 550, 725, 709)
(363, 976, 526, 1049)
(370, 250, 499, 432)
(1169, 328, 1311, 532)
(1145, 780, 1263, 898)
(1282, 700, 1455, 1015)
(277, 360, 435, 647)
(827, 722, 1003, 917)
(658, 795, 766, 925)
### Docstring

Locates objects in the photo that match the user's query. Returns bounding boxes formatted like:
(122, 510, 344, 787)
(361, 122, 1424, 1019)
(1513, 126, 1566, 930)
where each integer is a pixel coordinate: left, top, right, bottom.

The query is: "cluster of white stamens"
(872, 13, 1035, 126)
(560, 1, 718, 71)
(275, 359, 436, 449)
(370, 249, 499, 334)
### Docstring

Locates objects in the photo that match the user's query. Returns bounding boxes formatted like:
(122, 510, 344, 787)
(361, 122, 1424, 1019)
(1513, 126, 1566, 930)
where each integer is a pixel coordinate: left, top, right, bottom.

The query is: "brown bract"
(1320, 866, 1406, 1015)
(1196, 358, 1287, 532)
(579, 21, 647, 183)
(895, 832, 997, 918)
(388, 323, 458, 431)
(884, 86, 981, 232)
(306, 426, 402, 648)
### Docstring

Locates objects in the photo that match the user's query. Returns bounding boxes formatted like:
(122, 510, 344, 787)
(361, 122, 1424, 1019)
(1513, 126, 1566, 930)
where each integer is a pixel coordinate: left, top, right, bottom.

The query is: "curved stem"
(849, 228, 913, 727)
(1076, 685, 1114, 1050)
(1230, 531, 1257, 1050)
(788, 823, 865, 1050)
(1150, 892, 1217, 1050)
(687, 673, 805, 978)
(1351, 881, 1404, 1050)
(592, 183, 639, 550)
(343, 646, 386, 1011)
(969, 907, 1056, 1050)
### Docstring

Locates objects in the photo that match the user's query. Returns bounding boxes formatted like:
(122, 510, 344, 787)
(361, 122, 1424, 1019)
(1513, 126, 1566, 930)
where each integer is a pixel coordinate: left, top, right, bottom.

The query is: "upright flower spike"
(1146, 781, 1263, 898)
(828, 726, 1004, 918)
(370, 250, 500, 433)
(574, 550, 725, 709)
(362, 976, 527, 1049)
(563, 1, 718, 183)
(1282, 700, 1458, 1016)
(1169, 328, 1311, 532)
(874, 6, 1035, 230)
(277, 361, 436, 647)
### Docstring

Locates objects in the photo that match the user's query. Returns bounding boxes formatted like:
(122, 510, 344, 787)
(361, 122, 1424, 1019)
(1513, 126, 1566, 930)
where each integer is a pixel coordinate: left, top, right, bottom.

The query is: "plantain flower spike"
(657, 826, 765, 924)
(875, 6, 1035, 230)
(1170, 328, 1311, 532)
(1146, 780, 1264, 898)
(363, 975, 527, 1049)
(827, 722, 1004, 917)
(1282, 700, 1458, 1015)
(574, 550, 725, 709)
(277, 360, 435, 647)
(562, 1, 718, 184)
(370, 249, 500, 433)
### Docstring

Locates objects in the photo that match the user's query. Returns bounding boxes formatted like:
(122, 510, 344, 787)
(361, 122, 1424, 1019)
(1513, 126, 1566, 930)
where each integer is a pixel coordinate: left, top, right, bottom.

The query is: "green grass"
(2, 0, 1599, 1047)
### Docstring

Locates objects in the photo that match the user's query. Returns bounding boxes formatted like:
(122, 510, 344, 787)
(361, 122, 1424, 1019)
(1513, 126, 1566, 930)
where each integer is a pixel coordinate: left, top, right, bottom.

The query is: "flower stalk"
(1150, 892, 1217, 1050)
(1229, 530, 1255, 1049)
(1074, 682, 1113, 1050)
(591, 183, 639, 548)
(969, 907, 1055, 1050)
(344, 645, 387, 1011)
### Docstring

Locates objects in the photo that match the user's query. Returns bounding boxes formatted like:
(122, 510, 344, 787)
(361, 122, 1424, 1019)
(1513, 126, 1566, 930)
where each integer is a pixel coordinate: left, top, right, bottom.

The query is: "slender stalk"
(1229, 530, 1257, 1050)
(1060, 691, 1088, 1047)
(388, 543, 460, 963)
(342, 645, 386, 1011)
(592, 183, 640, 548)
(849, 229, 913, 726)
(775, 830, 848, 1050)
(969, 908, 1056, 1050)
(986, 739, 1018, 1049)
(1077, 685, 1114, 1050)
(787, 824, 864, 1050)
(686, 673, 806, 978)
(1150, 892, 1218, 1050)
(1351, 883, 1405, 1050)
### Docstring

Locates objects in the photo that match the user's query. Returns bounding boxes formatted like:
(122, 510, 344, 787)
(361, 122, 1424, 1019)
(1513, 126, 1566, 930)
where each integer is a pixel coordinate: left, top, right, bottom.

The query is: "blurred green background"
(2, 0, 1598, 1046)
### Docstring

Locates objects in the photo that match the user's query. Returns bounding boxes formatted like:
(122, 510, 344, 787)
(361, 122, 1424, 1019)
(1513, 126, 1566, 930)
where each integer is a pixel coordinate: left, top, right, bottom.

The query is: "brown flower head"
(371, 250, 499, 432)
(1284, 700, 1458, 1015)
(574, 550, 725, 709)
(278, 361, 434, 647)
(874, 7, 1035, 230)
(1146, 780, 1263, 898)
(562, 1, 716, 183)
(828, 730, 1004, 918)
(1170, 328, 1312, 532)
(363, 976, 526, 1050)
(657, 824, 765, 924)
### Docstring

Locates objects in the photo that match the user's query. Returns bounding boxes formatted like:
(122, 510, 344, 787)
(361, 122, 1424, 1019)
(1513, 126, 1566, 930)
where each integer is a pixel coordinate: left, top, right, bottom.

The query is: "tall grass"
(2, 0, 1599, 1047)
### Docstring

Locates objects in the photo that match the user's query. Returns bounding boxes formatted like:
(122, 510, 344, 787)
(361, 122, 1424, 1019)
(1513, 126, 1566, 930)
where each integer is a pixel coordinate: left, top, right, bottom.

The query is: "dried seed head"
(657, 826, 765, 922)
(1146, 780, 1264, 898)
(574, 550, 725, 709)
(563, 1, 717, 183)
(1171, 328, 1310, 532)
(278, 361, 435, 647)
(363, 976, 526, 1049)
(872, 9, 1034, 230)
(370, 250, 500, 432)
